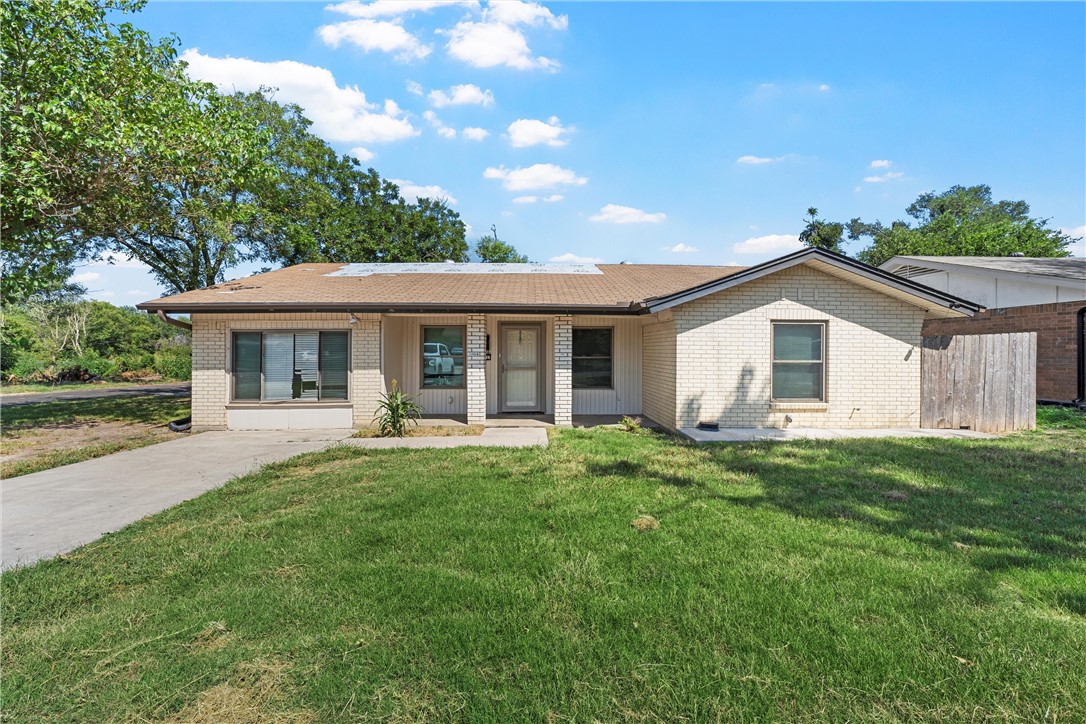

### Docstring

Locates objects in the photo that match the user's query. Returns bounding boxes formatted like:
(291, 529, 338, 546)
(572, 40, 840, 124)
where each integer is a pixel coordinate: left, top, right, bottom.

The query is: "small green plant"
(373, 379, 424, 437)
(619, 415, 643, 433)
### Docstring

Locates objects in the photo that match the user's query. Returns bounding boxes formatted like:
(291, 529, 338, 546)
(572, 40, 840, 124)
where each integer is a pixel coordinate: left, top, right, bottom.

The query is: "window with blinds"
(771, 322, 825, 401)
(232, 331, 349, 401)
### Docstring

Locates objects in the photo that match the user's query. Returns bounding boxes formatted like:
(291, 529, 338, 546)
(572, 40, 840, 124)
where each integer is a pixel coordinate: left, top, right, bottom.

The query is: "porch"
(381, 313, 644, 426)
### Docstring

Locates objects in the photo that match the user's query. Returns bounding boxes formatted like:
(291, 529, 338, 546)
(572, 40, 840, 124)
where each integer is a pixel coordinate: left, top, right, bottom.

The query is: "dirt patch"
(631, 515, 660, 532)
(166, 659, 316, 723)
(0, 420, 178, 465)
(353, 424, 484, 439)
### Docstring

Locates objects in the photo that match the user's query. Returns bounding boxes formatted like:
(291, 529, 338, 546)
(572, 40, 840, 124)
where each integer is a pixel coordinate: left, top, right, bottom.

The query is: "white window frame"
(770, 321, 827, 403)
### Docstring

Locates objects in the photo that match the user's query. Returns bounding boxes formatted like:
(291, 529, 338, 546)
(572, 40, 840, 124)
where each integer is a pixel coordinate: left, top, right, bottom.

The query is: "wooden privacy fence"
(921, 332, 1037, 433)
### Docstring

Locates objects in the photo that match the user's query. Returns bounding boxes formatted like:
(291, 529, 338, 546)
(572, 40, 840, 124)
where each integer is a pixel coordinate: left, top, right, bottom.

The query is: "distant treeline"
(1, 298, 190, 384)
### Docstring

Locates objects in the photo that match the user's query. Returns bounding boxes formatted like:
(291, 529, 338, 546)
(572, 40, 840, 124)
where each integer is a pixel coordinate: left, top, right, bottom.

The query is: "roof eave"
(136, 301, 645, 315)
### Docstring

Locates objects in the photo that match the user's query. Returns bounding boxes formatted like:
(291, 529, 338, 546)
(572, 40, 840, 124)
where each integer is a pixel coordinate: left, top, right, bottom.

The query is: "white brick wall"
(189, 312, 383, 430)
(553, 315, 573, 426)
(669, 266, 926, 429)
(466, 314, 487, 424)
(191, 315, 228, 430)
(640, 317, 676, 430)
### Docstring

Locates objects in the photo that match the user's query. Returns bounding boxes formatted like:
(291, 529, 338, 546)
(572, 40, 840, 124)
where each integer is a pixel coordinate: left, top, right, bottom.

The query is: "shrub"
(153, 343, 191, 380)
(620, 416, 643, 433)
(7, 352, 50, 383)
(55, 350, 118, 380)
(373, 380, 423, 437)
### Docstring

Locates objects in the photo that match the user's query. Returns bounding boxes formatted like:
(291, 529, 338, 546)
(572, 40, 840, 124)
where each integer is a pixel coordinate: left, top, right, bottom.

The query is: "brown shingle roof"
(136, 263, 748, 313)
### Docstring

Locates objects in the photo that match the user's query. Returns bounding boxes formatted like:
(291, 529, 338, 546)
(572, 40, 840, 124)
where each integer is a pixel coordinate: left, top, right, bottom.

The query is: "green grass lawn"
(0, 381, 169, 395)
(1, 395, 191, 478)
(3, 410, 1084, 721)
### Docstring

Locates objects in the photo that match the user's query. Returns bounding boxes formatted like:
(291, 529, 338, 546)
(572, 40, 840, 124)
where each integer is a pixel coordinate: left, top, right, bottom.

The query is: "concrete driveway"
(2, 381, 191, 407)
(1, 429, 350, 570)
(1, 426, 548, 570)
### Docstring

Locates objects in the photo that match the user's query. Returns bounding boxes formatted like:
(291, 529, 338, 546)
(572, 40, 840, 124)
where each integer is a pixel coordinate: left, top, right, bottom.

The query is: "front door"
(500, 324, 542, 412)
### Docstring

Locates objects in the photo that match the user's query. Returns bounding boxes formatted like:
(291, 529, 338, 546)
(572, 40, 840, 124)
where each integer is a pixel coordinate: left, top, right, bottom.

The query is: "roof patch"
(325, 262, 603, 277)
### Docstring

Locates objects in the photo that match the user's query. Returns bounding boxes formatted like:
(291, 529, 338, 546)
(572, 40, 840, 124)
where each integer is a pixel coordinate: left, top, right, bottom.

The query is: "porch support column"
(554, 314, 573, 426)
(466, 314, 487, 424)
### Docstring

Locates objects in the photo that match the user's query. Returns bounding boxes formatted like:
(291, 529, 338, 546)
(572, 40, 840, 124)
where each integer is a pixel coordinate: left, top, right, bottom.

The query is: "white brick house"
(139, 249, 981, 433)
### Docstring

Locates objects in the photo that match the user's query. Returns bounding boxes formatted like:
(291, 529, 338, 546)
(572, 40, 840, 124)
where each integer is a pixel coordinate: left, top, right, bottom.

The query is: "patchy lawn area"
(3, 410, 1084, 721)
(1, 381, 153, 396)
(0, 395, 191, 478)
(352, 424, 486, 438)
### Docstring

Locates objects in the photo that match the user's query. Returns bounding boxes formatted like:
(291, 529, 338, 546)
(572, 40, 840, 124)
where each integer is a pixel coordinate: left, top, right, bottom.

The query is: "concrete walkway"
(679, 427, 996, 443)
(1, 427, 547, 570)
(1, 381, 191, 407)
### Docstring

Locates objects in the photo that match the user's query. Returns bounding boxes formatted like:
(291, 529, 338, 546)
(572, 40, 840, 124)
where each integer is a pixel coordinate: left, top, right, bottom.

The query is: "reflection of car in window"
(423, 342, 454, 376)
(451, 346, 463, 356)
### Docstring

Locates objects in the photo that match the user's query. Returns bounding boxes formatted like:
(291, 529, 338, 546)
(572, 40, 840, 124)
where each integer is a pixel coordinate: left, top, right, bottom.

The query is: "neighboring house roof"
(137, 249, 982, 317)
(880, 255, 1086, 283)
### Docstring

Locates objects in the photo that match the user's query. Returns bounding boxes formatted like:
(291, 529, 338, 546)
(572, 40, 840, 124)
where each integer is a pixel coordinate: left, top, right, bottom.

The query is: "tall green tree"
(88, 89, 272, 293)
(849, 185, 1075, 266)
(244, 92, 468, 268)
(474, 234, 528, 263)
(798, 207, 845, 254)
(0, 0, 245, 300)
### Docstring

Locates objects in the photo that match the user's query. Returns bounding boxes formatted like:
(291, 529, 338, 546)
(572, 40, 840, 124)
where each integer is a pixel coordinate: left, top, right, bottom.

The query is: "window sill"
(769, 401, 829, 412)
(227, 401, 352, 408)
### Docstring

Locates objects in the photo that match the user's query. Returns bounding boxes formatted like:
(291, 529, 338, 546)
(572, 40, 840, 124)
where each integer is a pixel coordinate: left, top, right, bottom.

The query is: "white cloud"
(506, 116, 570, 147)
(550, 252, 603, 263)
(326, 0, 478, 19)
(666, 243, 698, 253)
(732, 234, 803, 255)
(483, 163, 586, 191)
(441, 1, 567, 71)
(350, 146, 375, 161)
(317, 19, 431, 61)
(390, 178, 458, 205)
(870, 159, 892, 169)
(1061, 224, 1085, 238)
(406, 80, 424, 95)
(462, 126, 490, 141)
(70, 271, 101, 284)
(97, 291, 116, 299)
(863, 171, 905, 183)
(513, 193, 562, 204)
(819, 83, 831, 92)
(88, 251, 149, 270)
(126, 289, 149, 297)
(423, 110, 456, 139)
(428, 83, 494, 107)
(736, 155, 785, 165)
(589, 204, 666, 224)
(180, 49, 417, 144)
(487, 0, 567, 28)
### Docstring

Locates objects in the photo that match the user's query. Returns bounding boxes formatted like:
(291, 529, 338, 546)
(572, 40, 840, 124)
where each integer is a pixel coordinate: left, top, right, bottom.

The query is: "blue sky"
(76, 1, 1086, 303)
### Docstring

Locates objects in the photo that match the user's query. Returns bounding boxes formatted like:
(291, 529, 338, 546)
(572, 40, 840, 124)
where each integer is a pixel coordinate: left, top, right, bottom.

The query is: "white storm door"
(502, 325, 541, 411)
